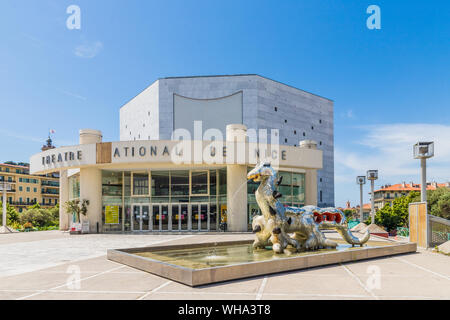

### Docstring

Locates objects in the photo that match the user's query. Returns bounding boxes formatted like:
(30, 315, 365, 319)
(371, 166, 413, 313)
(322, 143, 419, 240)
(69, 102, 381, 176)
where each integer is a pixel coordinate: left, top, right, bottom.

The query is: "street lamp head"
(356, 176, 366, 185)
(414, 141, 434, 159)
(367, 170, 378, 180)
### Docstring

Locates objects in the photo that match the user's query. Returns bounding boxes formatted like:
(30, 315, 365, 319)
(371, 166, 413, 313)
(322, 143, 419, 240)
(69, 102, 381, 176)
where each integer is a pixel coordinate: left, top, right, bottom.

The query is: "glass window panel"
(68, 174, 80, 200)
(151, 171, 169, 196)
(218, 168, 227, 195)
(247, 179, 258, 196)
(102, 171, 123, 197)
(170, 196, 190, 203)
(133, 172, 149, 196)
(278, 185, 292, 197)
(191, 171, 208, 195)
(292, 173, 304, 186)
(278, 171, 292, 185)
(190, 196, 210, 203)
(124, 172, 131, 197)
(151, 196, 170, 203)
(210, 204, 217, 231)
(170, 170, 189, 196)
(210, 170, 217, 196)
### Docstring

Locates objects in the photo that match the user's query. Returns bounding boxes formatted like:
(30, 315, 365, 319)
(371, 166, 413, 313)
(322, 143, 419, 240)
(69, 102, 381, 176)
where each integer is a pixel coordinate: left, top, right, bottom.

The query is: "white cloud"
(335, 123, 450, 206)
(0, 130, 42, 143)
(74, 41, 103, 58)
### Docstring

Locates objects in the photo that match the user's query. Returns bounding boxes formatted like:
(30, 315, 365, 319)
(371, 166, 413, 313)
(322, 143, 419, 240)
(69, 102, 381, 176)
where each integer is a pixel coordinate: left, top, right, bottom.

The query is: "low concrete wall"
(108, 240, 417, 287)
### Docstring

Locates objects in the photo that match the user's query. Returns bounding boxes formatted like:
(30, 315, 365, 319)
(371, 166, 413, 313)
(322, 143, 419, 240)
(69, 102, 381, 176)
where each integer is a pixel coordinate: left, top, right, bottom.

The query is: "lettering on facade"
(41, 150, 82, 166)
(112, 144, 287, 162)
(113, 146, 172, 158)
(254, 148, 280, 161)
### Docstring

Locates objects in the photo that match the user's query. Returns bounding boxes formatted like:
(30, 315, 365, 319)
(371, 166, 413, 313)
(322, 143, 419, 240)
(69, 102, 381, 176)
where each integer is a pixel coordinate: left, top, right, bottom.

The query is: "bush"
(23, 222, 33, 229)
(19, 208, 58, 228)
(8, 221, 22, 231)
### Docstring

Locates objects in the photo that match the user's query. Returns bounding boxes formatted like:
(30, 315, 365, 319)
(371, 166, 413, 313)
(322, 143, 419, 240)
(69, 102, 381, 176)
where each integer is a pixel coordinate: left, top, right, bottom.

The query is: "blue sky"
(0, 0, 449, 206)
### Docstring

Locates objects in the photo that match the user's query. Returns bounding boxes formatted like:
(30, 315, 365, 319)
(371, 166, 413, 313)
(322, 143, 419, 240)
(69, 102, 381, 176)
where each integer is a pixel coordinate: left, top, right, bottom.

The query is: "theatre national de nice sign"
(30, 140, 322, 174)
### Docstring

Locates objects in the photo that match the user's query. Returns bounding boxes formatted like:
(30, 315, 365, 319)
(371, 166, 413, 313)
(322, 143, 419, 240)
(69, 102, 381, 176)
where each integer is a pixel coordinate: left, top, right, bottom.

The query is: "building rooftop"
(120, 73, 333, 109)
(0, 163, 29, 169)
(374, 182, 450, 193)
(161, 74, 333, 102)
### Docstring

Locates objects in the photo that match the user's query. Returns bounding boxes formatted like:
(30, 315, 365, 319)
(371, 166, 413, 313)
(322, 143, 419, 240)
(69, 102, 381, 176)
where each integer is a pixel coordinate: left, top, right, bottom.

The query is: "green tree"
(0, 201, 20, 224)
(48, 204, 60, 225)
(27, 203, 41, 210)
(64, 199, 89, 223)
(370, 192, 418, 231)
(409, 188, 450, 219)
(342, 209, 355, 222)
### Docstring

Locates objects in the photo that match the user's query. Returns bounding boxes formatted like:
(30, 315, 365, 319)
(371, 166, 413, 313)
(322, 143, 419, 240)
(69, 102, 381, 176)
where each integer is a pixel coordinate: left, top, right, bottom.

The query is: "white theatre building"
(30, 74, 334, 233)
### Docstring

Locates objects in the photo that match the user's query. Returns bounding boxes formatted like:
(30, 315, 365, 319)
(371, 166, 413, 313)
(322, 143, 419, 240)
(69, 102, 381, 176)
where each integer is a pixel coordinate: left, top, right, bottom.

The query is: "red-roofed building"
(373, 181, 450, 209)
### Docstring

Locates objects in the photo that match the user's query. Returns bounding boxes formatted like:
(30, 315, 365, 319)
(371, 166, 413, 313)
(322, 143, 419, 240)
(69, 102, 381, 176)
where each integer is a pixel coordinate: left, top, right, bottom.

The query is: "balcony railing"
(41, 190, 59, 195)
(9, 201, 56, 206)
(41, 181, 60, 187)
(0, 179, 16, 183)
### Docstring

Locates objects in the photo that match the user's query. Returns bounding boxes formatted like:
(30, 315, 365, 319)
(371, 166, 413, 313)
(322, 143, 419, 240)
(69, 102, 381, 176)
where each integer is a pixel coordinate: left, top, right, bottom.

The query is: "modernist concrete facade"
(28, 74, 333, 234)
(120, 75, 334, 207)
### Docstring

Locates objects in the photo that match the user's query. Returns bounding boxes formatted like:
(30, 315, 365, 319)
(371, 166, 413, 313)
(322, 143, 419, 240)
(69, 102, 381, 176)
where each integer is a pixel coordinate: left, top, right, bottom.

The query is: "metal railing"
(41, 181, 60, 187)
(8, 201, 55, 206)
(41, 190, 59, 195)
(429, 215, 450, 247)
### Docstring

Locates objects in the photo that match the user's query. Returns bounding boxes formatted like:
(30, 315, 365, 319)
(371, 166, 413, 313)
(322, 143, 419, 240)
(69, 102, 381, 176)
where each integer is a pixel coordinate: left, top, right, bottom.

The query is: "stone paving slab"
(0, 232, 196, 277)
(0, 231, 448, 300)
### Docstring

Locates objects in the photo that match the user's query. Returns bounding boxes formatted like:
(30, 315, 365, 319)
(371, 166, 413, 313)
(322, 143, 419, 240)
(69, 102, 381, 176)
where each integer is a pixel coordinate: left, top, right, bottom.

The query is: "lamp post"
(413, 142, 434, 202)
(356, 176, 366, 221)
(367, 170, 378, 225)
(0, 182, 12, 233)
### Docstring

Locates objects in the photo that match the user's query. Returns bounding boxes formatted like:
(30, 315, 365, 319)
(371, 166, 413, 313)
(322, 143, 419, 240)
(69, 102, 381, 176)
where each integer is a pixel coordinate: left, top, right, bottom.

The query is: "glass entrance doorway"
(191, 203, 209, 231)
(132, 202, 212, 232)
(151, 204, 169, 231)
(171, 204, 188, 231)
(131, 204, 150, 231)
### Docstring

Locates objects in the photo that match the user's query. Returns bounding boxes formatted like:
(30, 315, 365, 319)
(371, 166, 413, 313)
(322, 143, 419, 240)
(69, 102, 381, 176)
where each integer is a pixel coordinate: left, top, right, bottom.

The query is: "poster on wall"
(105, 205, 120, 224)
(220, 205, 227, 223)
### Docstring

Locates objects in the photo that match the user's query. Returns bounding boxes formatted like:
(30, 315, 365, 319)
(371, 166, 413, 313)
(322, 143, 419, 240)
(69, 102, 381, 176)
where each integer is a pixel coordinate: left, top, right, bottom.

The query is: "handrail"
(428, 214, 450, 227)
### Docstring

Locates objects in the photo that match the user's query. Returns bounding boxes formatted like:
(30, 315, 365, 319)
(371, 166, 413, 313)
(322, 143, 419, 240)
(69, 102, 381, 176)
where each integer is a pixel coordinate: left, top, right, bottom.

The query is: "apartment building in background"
(0, 163, 60, 212)
(374, 181, 450, 209)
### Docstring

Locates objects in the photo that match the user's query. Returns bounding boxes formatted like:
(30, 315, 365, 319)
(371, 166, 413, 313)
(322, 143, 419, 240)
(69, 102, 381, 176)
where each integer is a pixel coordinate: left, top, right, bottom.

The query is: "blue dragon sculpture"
(248, 162, 370, 253)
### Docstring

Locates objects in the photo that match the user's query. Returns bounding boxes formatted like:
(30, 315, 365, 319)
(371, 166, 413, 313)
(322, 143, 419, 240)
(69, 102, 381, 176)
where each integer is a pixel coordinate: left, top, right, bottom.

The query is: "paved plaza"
(0, 231, 449, 300)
